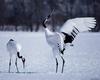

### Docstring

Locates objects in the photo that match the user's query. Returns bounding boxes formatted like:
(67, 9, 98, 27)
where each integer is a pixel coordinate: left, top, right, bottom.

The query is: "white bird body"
(7, 40, 21, 57)
(42, 12, 96, 73)
(45, 28, 64, 51)
(7, 39, 25, 73)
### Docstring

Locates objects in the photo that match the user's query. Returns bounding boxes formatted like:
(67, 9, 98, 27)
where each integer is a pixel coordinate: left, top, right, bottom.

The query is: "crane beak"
(22, 58, 25, 69)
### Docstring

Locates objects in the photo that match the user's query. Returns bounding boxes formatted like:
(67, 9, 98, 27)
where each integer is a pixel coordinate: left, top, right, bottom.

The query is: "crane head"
(47, 9, 54, 19)
(9, 39, 14, 41)
(45, 9, 55, 22)
(42, 9, 55, 28)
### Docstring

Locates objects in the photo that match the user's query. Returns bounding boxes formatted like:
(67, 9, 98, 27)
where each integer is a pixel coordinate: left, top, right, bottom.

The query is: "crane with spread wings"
(42, 10, 96, 73)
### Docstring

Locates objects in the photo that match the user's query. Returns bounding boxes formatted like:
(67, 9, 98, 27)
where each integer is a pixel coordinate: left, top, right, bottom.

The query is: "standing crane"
(42, 10, 96, 73)
(7, 39, 25, 73)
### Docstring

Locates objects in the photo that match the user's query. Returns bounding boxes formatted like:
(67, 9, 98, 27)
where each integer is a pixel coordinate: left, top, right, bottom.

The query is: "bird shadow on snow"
(0, 71, 40, 74)
(0, 71, 60, 74)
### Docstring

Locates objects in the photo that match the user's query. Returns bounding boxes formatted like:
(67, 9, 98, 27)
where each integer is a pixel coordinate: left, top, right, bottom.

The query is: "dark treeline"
(0, 0, 100, 32)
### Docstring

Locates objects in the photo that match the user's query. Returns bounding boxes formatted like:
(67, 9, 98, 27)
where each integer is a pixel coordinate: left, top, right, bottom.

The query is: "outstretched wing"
(60, 17, 96, 35)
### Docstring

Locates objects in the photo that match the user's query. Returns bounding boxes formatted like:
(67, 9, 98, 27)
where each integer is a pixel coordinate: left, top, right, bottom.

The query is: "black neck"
(42, 20, 47, 28)
(42, 10, 54, 28)
(17, 52, 22, 59)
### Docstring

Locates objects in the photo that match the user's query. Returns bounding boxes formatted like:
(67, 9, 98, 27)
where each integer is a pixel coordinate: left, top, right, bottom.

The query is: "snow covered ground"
(0, 32, 100, 80)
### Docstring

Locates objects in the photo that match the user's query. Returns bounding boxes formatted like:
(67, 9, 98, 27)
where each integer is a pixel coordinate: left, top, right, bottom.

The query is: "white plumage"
(61, 18, 96, 34)
(45, 28, 64, 51)
(42, 11, 96, 73)
(7, 39, 25, 73)
(7, 40, 22, 57)
(45, 17, 96, 53)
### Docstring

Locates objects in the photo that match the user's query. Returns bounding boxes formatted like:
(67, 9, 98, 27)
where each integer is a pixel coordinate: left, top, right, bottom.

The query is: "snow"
(0, 32, 100, 80)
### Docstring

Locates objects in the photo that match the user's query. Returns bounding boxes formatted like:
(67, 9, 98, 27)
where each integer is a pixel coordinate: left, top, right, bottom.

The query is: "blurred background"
(0, 0, 99, 32)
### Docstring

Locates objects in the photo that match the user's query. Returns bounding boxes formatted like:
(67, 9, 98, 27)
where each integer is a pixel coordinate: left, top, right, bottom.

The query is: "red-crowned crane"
(7, 39, 25, 73)
(42, 10, 96, 73)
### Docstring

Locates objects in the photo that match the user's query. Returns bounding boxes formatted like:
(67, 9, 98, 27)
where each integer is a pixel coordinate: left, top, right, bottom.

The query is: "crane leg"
(8, 58, 11, 73)
(56, 58, 58, 73)
(61, 56, 65, 73)
(15, 58, 19, 73)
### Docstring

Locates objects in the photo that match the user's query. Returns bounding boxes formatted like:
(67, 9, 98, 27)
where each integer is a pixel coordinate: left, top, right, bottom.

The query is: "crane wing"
(60, 17, 96, 35)
(54, 32, 65, 51)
